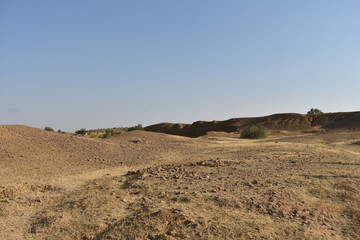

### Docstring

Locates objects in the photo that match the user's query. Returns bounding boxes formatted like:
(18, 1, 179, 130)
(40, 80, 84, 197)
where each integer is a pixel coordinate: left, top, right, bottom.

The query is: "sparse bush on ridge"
(44, 126, 54, 131)
(73, 124, 144, 138)
(307, 108, 324, 114)
(127, 124, 144, 132)
(240, 125, 267, 139)
(57, 130, 68, 134)
(75, 128, 87, 135)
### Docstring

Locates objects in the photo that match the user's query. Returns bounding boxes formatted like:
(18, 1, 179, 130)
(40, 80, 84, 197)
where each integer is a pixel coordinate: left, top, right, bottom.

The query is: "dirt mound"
(0, 125, 191, 184)
(145, 111, 360, 137)
(110, 129, 191, 145)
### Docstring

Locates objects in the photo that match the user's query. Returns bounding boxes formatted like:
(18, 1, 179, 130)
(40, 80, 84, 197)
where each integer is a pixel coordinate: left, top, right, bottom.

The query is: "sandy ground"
(0, 126, 359, 239)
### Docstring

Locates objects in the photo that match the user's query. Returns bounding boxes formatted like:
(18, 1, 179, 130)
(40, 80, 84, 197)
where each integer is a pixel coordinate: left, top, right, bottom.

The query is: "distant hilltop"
(145, 111, 360, 137)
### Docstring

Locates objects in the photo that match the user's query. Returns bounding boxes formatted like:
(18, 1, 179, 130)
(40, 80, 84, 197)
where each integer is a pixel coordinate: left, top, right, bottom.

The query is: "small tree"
(240, 125, 267, 139)
(307, 108, 324, 114)
(44, 126, 54, 131)
(75, 128, 87, 135)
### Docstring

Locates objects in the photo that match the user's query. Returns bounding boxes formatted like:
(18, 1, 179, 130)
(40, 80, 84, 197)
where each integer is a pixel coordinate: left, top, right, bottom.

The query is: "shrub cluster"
(44, 126, 54, 131)
(101, 129, 117, 138)
(126, 124, 144, 132)
(240, 125, 267, 139)
(307, 108, 323, 114)
(74, 124, 145, 138)
(75, 128, 87, 135)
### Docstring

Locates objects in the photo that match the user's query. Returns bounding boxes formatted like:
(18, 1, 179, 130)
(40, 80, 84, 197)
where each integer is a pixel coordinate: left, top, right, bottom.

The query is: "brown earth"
(144, 111, 360, 137)
(1, 124, 360, 239)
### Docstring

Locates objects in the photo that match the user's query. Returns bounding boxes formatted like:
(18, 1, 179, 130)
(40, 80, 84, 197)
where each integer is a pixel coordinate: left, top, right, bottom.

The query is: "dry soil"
(1, 125, 359, 239)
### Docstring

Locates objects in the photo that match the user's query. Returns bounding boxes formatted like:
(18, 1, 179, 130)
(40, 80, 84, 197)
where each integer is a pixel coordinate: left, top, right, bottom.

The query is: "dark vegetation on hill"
(145, 111, 360, 137)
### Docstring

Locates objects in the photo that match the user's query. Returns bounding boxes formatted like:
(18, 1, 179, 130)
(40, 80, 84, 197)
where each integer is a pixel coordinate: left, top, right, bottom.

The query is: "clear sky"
(1, 1, 359, 132)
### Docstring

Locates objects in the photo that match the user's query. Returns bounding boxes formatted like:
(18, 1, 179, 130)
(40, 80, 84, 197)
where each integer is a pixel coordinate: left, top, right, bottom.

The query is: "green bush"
(44, 126, 54, 131)
(240, 125, 267, 139)
(75, 128, 87, 135)
(307, 108, 323, 114)
(101, 129, 117, 138)
(127, 124, 144, 132)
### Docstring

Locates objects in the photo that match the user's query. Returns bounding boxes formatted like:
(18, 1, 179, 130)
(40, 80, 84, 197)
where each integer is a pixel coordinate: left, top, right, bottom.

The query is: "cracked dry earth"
(1, 127, 360, 239)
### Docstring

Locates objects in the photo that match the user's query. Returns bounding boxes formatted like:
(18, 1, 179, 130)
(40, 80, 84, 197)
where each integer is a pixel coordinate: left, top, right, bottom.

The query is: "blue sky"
(1, 0, 359, 132)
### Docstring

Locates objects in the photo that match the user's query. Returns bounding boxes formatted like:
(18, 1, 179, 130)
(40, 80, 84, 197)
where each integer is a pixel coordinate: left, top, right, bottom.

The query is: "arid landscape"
(1, 112, 360, 239)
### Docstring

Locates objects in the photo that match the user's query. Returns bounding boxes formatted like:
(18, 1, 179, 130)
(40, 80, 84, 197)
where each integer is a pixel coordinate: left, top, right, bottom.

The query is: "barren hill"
(145, 111, 360, 137)
(0, 125, 194, 184)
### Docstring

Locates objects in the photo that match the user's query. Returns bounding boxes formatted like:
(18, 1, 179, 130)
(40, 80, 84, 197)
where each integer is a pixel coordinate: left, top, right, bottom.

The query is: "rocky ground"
(0, 126, 359, 239)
